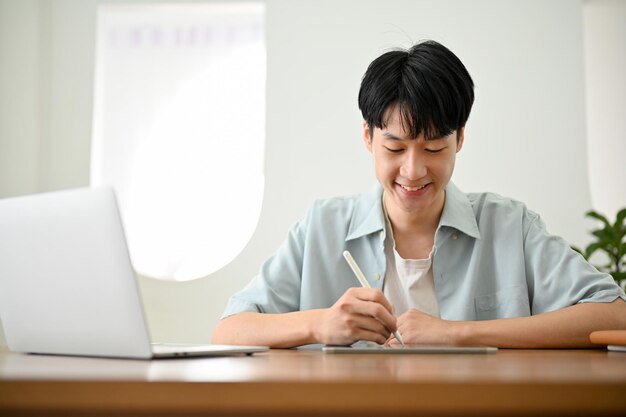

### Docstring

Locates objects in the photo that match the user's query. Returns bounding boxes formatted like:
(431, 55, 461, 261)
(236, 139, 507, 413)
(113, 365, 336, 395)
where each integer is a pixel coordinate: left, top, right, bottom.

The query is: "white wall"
(583, 0, 626, 219)
(0, 0, 622, 345)
(0, 0, 41, 196)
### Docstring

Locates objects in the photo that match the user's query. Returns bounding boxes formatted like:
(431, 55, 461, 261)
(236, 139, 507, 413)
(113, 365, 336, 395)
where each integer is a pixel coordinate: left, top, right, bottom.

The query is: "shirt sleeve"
(220, 209, 309, 318)
(523, 211, 626, 314)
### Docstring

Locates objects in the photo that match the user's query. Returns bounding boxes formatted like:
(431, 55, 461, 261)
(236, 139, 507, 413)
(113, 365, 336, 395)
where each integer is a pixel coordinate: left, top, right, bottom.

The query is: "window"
(91, 3, 266, 281)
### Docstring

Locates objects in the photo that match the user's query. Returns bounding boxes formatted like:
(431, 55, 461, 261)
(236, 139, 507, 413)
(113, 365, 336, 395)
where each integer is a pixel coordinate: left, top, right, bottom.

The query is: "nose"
(399, 149, 427, 180)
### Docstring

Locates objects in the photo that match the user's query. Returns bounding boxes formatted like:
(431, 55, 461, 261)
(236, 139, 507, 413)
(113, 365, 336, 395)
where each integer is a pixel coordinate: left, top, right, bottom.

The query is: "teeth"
(400, 184, 427, 192)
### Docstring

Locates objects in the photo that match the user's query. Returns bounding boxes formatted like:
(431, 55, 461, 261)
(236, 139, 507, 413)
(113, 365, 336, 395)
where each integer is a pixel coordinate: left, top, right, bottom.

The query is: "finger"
(356, 299, 399, 333)
(331, 314, 390, 345)
(339, 289, 398, 333)
(352, 288, 396, 315)
(384, 334, 395, 347)
(351, 327, 389, 345)
(361, 332, 388, 345)
(343, 313, 392, 338)
(339, 296, 398, 335)
(385, 334, 406, 347)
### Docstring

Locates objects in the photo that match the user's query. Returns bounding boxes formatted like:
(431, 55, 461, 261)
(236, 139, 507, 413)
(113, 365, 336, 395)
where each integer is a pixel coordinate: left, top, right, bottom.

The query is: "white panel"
(91, 3, 266, 281)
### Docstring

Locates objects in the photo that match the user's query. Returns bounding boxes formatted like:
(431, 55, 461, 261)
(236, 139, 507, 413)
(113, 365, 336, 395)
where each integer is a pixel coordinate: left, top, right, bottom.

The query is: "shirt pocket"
(474, 286, 531, 320)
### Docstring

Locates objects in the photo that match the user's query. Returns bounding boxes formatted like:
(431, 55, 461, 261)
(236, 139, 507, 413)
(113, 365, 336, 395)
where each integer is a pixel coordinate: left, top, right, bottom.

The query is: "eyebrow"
(382, 132, 405, 140)
(382, 131, 445, 141)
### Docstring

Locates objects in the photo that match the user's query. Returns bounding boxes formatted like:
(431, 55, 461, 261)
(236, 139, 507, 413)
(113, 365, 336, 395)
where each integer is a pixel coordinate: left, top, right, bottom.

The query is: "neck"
(383, 190, 445, 238)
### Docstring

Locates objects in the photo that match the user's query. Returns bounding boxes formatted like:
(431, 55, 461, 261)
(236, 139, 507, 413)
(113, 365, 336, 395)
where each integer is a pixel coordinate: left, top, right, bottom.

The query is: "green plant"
(572, 208, 626, 289)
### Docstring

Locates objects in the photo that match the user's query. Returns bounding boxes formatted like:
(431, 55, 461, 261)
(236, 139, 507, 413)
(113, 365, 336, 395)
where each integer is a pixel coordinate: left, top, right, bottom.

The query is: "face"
(363, 106, 464, 222)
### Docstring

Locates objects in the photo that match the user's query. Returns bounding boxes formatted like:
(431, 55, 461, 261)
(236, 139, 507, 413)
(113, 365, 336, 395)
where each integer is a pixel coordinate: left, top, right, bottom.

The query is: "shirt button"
(452, 234, 458, 240)
(379, 231, 385, 241)
(373, 273, 381, 281)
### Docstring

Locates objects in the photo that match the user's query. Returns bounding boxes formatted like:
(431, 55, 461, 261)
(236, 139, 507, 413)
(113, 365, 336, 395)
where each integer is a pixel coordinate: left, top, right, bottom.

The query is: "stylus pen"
(342, 250, 405, 347)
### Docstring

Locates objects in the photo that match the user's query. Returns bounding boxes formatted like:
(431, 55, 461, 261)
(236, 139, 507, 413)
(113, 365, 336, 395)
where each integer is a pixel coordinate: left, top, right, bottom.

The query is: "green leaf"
(584, 242, 604, 259)
(615, 208, 626, 230)
(591, 229, 611, 241)
(579, 207, 626, 279)
(618, 241, 626, 260)
(586, 210, 611, 228)
(611, 271, 626, 283)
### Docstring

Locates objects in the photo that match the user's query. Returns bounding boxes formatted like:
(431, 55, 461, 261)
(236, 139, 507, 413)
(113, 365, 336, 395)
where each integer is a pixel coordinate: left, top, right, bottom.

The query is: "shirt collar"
(439, 182, 481, 239)
(346, 184, 385, 241)
(345, 182, 481, 241)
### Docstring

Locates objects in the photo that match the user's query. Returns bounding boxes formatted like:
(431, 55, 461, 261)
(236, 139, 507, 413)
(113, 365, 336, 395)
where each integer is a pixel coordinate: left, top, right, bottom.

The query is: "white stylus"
(342, 250, 405, 346)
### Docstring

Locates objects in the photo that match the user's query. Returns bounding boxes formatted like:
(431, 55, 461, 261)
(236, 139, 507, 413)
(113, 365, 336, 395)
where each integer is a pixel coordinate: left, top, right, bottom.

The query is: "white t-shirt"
(382, 210, 440, 317)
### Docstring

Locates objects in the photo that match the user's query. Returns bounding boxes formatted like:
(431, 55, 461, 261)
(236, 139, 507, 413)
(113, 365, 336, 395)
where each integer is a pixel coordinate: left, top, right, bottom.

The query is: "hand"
(315, 287, 398, 345)
(385, 309, 459, 346)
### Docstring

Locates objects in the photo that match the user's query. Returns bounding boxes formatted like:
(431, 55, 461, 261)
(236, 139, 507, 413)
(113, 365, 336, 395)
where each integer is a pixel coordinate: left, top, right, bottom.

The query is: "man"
(212, 40, 626, 348)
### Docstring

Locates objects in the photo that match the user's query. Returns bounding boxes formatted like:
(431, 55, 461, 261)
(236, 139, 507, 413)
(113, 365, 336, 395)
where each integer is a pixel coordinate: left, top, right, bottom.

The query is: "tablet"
(322, 345, 497, 354)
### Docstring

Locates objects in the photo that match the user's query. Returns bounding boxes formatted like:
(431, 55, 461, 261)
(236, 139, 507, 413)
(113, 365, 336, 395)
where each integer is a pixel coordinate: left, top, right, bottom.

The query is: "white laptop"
(0, 187, 268, 359)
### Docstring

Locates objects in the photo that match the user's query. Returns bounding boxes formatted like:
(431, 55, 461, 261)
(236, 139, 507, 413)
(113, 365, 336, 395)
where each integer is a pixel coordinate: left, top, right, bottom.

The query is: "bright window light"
(91, 3, 266, 281)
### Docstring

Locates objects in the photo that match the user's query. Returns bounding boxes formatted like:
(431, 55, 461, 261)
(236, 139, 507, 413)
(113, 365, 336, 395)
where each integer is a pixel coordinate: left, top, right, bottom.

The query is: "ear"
(456, 126, 465, 153)
(363, 120, 373, 153)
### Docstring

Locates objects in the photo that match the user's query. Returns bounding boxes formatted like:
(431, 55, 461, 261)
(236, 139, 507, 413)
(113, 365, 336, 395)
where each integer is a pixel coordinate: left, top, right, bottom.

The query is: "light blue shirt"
(222, 183, 625, 320)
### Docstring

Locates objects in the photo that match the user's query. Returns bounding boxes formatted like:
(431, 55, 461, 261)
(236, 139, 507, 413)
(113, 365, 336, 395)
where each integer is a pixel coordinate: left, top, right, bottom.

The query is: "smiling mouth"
(398, 183, 429, 192)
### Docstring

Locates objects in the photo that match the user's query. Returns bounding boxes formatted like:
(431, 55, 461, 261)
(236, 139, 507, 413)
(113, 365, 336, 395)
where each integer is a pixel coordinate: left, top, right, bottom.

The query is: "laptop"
(0, 187, 268, 359)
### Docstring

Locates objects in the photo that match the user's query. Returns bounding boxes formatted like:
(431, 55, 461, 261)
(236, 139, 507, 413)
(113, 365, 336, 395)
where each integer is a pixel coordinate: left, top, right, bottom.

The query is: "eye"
(425, 148, 445, 154)
(384, 147, 404, 153)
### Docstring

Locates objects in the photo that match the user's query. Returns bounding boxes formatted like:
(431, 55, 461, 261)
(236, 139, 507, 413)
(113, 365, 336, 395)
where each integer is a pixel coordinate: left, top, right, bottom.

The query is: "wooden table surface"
(1, 346, 625, 416)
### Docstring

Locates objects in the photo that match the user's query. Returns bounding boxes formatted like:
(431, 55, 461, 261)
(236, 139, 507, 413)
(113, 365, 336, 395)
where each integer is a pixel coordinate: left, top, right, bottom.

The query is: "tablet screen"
(322, 345, 497, 354)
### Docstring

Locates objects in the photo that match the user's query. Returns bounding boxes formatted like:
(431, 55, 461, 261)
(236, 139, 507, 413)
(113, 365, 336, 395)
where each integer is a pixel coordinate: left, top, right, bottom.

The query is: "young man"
(212, 40, 626, 348)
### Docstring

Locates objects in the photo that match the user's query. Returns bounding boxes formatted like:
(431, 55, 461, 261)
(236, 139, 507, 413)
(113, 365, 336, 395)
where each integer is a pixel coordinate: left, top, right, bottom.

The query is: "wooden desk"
(1, 346, 625, 416)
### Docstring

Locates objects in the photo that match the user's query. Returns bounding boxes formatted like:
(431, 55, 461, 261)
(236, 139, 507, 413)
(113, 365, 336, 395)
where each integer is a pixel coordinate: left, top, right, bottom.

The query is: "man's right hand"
(314, 287, 398, 345)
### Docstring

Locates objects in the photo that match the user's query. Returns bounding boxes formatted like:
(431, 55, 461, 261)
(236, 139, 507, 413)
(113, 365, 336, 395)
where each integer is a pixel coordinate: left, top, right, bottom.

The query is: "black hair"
(358, 40, 474, 140)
